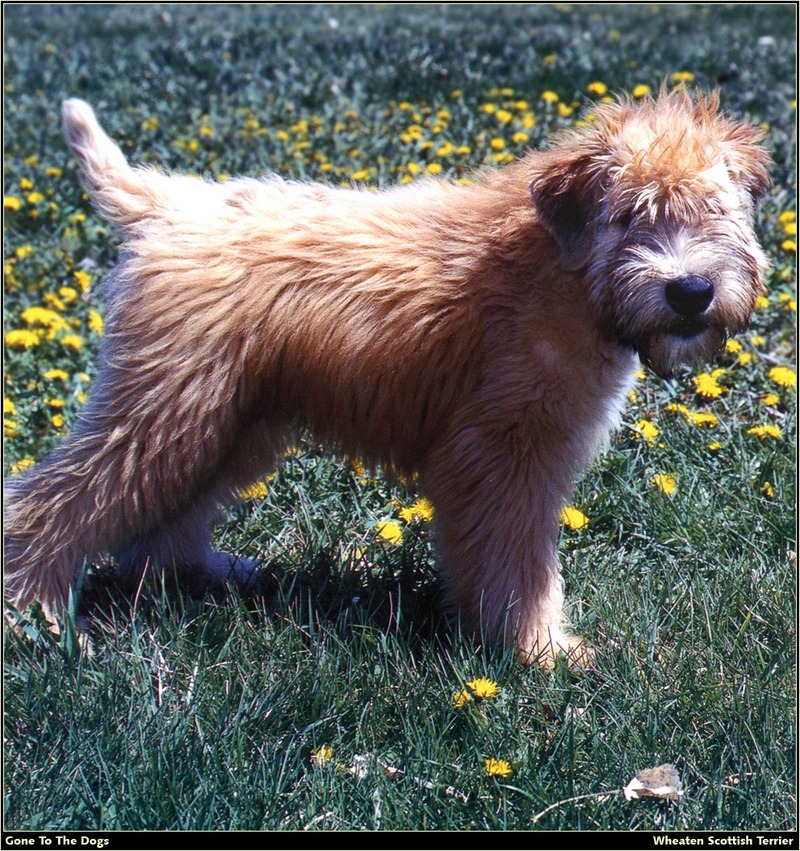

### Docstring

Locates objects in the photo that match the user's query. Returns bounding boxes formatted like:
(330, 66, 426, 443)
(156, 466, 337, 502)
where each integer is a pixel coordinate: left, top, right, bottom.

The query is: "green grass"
(3, 3, 796, 834)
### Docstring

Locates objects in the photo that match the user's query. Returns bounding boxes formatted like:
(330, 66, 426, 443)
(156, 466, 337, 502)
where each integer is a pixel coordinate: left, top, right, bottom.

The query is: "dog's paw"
(519, 628, 595, 670)
(204, 550, 261, 589)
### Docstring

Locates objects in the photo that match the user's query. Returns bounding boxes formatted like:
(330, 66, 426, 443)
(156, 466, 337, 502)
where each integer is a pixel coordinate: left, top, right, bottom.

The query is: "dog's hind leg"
(3, 345, 286, 614)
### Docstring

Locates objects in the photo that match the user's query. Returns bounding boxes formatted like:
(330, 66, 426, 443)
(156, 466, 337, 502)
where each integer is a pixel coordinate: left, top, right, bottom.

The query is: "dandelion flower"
(632, 84, 651, 98)
(5, 329, 40, 350)
(761, 482, 775, 499)
(74, 270, 92, 292)
(61, 334, 85, 352)
(747, 425, 782, 440)
(10, 457, 35, 475)
(88, 309, 104, 335)
(561, 506, 589, 530)
(541, 90, 559, 103)
(240, 480, 269, 500)
(671, 70, 695, 83)
(467, 677, 500, 699)
(694, 371, 726, 399)
(652, 474, 676, 495)
(399, 498, 435, 524)
(453, 688, 472, 709)
(769, 366, 796, 389)
(634, 419, 659, 443)
(485, 758, 513, 778)
(311, 745, 334, 767)
(686, 411, 719, 428)
(587, 81, 608, 96)
(375, 520, 403, 545)
(44, 368, 70, 381)
(762, 393, 780, 407)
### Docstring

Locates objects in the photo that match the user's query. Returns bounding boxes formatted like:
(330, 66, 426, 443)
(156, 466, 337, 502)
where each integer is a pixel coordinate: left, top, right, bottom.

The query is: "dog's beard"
(629, 325, 729, 379)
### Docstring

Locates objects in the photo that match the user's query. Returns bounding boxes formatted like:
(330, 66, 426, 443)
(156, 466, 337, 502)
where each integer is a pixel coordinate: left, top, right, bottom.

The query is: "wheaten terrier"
(4, 91, 769, 665)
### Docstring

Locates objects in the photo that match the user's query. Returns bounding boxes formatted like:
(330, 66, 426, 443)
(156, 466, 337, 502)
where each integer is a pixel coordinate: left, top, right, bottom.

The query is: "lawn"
(3, 3, 796, 837)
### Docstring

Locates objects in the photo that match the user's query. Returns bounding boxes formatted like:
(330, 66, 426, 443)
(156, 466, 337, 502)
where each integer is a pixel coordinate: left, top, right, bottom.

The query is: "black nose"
(665, 275, 714, 318)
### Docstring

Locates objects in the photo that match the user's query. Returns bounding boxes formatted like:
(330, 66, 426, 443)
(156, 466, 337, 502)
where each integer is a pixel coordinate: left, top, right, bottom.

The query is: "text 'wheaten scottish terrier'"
(5, 91, 770, 666)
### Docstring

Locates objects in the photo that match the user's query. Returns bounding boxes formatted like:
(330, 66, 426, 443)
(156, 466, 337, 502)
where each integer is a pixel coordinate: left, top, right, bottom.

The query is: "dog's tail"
(61, 98, 159, 230)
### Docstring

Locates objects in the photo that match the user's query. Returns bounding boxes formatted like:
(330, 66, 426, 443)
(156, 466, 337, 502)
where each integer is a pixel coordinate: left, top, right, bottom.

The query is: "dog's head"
(529, 90, 771, 377)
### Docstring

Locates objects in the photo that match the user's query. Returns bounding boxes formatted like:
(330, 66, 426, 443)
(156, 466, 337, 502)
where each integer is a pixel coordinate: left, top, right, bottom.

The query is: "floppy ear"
(529, 153, 601, 271)
(720, 123, 772, 208)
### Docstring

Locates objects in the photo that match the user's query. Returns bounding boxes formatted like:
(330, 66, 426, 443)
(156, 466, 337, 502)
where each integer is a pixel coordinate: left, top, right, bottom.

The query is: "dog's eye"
(616, 212, 635, 230)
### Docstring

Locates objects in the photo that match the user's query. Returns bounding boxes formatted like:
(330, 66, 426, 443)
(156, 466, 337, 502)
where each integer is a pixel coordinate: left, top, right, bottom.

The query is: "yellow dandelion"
(671, 70, 696, 83)
(485, 758, 513, 778)
(652, 474, 676, 495)
(4, 195, 22, 211)
(694, 371, 726, 399)
(512, 131, 530, 145)
(453, 688, 472, 709)
(399, 498, 435, 524)
(88, 309, 104, 335)
(778, 210, 796, 224)
(495, 109, 513, 124)
(60, 334, 85, 352)
(747, 425, 782, 440)
(51, 414, 66, 429)
(375, 520, 403, 545)
(310, 745, 334, 767)
(708, 442, 722, 452)
(762, 393, 780, 407)
(686, 411, 719, 428)
(557, 103, 574, 118)
(426, 162, 443, 175)
(5, 329, 41, 350)
(781, 240, 796, 253)
(74, 270, 92, 292)
(587, 81, 608, 96)
(561, 506, 589, 531)
(10, 457, 35, 475)
(632, 84, 651, 98)
(240, 480, 269, 500)
(44, 368, 70, 381)
(760, 482, 775, 499)
(769, 366, 796, 389)
(4, 418, 20, 438)
(467, 677, 500, 699)
(541, 90, 559, 103)
(755, 295, 770, 309)
(4, 398, 17, 416)
(634, 419, 659, 443)
(489, 137, 506, 151)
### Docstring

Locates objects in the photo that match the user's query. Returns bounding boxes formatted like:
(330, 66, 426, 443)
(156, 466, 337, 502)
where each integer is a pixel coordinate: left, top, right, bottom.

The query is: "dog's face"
(530, 92, 771, 377)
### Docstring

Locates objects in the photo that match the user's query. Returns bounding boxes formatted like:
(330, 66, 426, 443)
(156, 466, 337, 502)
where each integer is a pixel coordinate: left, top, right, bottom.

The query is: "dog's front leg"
(422, 425, 592, 668)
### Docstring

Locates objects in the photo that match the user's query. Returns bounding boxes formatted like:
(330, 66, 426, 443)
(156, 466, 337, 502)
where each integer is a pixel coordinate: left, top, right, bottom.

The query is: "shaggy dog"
(4, 91, 770, 665)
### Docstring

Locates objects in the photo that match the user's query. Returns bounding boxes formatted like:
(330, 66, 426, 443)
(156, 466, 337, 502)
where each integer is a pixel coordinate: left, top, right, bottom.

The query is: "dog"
(4, 91, 770, 666)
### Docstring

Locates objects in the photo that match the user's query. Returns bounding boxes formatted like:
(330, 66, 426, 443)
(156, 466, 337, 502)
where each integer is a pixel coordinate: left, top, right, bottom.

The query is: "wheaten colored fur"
(4, 92, 769, 666)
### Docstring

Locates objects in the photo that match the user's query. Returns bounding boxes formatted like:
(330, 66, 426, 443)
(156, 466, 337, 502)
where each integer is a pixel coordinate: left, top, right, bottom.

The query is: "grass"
(3, 3, 796, 835)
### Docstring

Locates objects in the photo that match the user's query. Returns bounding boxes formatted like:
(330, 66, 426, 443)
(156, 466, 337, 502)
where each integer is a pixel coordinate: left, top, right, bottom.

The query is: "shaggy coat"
(4, 92, 770, 664)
